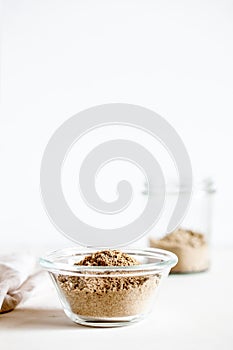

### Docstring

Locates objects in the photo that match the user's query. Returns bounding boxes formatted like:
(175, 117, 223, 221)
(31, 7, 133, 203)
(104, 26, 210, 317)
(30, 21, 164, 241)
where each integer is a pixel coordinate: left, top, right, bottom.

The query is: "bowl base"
(64, 309, 145, 328)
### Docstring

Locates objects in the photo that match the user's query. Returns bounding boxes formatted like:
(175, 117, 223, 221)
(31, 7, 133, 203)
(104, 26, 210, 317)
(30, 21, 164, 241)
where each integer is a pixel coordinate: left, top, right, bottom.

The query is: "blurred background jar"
(143, 178, 216, 274)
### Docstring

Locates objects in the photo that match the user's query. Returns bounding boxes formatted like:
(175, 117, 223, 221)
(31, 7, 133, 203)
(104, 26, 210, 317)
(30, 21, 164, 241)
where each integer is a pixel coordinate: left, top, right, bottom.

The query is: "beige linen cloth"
(0, 253, 43, 313)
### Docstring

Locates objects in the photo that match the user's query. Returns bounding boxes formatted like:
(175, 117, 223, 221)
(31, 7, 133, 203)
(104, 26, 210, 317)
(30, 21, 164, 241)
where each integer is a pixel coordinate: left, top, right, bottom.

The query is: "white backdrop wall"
(0, 0, 232, 249)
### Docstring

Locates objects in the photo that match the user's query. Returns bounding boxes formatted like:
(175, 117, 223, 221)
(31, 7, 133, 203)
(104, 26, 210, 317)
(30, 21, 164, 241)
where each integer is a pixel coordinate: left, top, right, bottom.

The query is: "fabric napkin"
(0, 253, 44, 313)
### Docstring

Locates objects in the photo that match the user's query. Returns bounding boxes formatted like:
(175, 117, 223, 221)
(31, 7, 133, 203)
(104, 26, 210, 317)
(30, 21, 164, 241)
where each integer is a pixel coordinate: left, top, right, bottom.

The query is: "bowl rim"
(39, 247, 178, 273)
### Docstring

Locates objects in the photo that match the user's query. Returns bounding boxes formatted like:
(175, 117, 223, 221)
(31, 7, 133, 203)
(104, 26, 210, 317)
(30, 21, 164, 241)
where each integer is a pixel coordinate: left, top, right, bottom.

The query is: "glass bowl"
(40, 247, 177, 327)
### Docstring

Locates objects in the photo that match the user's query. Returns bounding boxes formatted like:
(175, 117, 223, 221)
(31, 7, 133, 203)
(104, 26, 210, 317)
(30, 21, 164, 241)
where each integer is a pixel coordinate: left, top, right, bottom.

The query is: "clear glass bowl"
(40, 247, 177, 327)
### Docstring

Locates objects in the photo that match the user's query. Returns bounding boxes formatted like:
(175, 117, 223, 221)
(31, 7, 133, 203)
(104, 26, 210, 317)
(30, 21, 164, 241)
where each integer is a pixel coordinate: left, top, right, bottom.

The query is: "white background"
(0, 0, 233, 249)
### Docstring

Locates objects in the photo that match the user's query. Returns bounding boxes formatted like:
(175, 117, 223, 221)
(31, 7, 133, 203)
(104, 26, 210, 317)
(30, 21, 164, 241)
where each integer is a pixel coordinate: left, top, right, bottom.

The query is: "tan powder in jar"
(150, 228, 209, 273)
(57, 250, 160, 318)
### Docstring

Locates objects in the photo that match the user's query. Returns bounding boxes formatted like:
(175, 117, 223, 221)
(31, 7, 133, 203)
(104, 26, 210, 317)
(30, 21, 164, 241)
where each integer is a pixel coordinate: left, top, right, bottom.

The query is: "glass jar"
(143, 178, 216, 273)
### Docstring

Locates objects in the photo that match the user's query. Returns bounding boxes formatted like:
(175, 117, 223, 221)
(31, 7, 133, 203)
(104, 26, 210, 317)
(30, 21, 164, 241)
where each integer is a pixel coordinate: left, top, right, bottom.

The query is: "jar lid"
(143, 177, 216, 195)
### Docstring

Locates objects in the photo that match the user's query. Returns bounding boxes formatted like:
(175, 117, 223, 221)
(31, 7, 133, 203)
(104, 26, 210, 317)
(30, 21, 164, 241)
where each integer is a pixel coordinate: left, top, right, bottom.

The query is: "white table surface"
(1, 248, 233, 350)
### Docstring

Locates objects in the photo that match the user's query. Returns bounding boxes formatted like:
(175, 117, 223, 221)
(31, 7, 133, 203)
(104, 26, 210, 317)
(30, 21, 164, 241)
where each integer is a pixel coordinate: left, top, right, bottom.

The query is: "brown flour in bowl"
(57, 250, 160, 318)
(150, 229, 209, 273)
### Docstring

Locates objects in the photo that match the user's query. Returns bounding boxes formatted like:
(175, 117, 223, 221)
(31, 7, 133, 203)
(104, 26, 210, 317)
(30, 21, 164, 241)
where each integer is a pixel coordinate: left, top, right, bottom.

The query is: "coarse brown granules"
(57, 250, 160, 318)
(75, 249, 140, 267)
(150, 228, 209, 273)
